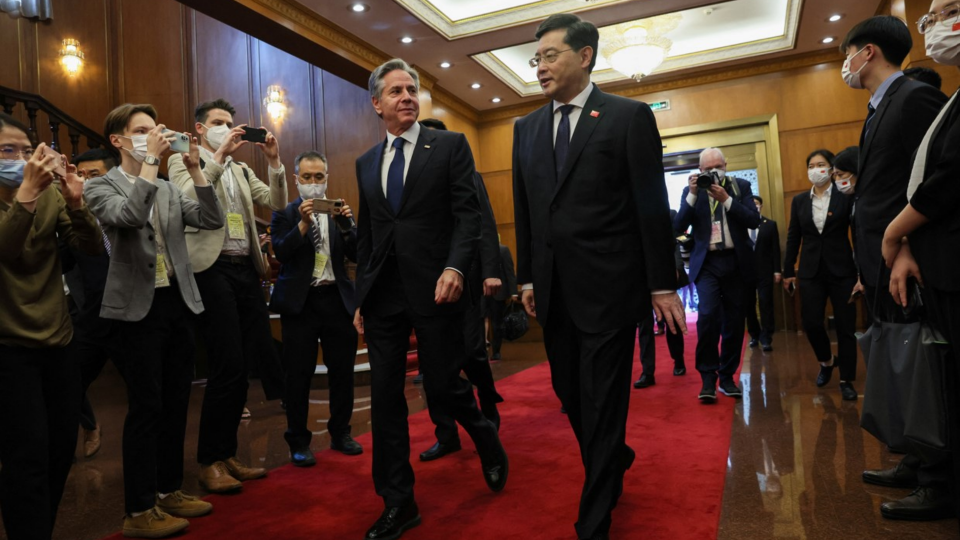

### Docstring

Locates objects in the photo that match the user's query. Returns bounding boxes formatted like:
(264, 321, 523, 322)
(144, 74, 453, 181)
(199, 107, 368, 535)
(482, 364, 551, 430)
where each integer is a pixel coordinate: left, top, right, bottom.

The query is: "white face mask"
(297, 182, 327, 200)
(706, 168, 725, 181)
(835, 176, 855, 194)
(925, 21, 960, 66)
(841, 48, 868, 89)
(119, 134, 149, 163)
(203, 124, 231, 149)
(808, 167, 832, 187)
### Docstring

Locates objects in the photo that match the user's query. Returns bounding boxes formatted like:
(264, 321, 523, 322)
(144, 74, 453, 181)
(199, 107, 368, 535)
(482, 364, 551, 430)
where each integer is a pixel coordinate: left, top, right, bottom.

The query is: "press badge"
(710, 220, 723, 245)
(227, 212, 245, 240)
(155, 254, 170, 288)
(313, 252, 329, 279)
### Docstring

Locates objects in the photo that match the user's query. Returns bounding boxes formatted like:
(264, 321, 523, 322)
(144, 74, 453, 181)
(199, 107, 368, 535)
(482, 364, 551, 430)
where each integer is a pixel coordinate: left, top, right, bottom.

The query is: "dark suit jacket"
(513, 84, 677, 333)
(675, 177, 761, 283)
(753, 217, 781, 284)
(493, 244, 517, 302)
(465, 172, 500, 303)
(269, 197, 357, 316)
(782, 188, 857, 280)
(59, 241, 112, 338)
(355, 125, 481, 316)
(854, 76, 946, 285)
(909, 91, 960, 292)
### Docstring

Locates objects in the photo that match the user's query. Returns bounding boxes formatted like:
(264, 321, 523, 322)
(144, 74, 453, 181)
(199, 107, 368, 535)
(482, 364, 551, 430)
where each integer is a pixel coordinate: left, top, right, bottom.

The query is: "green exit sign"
(649, 100, 671, 112)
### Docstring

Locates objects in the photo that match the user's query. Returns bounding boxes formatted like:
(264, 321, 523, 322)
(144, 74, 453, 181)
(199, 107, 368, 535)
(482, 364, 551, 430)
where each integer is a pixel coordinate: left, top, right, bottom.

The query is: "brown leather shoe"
(156, 490, 212, 518)
(83, 424, 102, 458)
(122, 507, 188, 538)
(224, 457, 267, 481)
(198, 461, 242, 493)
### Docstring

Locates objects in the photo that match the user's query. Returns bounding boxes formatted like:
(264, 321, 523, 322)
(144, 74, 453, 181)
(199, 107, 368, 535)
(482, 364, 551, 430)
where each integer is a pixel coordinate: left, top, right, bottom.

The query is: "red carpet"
(105, 320, 735, 540)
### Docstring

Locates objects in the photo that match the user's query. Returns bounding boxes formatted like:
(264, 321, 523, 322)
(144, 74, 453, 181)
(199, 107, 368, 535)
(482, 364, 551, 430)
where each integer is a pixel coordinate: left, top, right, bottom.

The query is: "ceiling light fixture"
(471, 83, 482, 89)
(491, 97, 501, 103)
(349, 3, 369, 12)
(828, 14, 842, 22)
(599, 14, 681, 81)
(821, 36, 835, 44)
(439, 61, 452, 68)
(399, 36, 414, 44)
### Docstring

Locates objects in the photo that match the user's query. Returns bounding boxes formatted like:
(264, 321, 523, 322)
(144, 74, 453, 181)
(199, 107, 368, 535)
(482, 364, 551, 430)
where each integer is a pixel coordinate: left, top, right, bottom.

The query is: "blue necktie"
(555, 104, 575, 178)
(386, 137, 405, 214)
(861, 103, 876, 144)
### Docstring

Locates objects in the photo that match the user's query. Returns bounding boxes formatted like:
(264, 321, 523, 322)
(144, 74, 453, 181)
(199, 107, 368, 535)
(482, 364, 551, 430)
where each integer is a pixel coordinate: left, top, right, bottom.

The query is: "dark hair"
(195, 98, 236, 124)
(752, 195, 763, 205)
(294, 150, 327, 173)
(0, 112, 30, 137)
(833, 146, 860, 175)
(73, 148, 118, 169)
(903, 66, 942, 90)
(535, 13, 600, 73)
(103, 103, 157, 141)
(420, 118, 447, 131)
(806, 149, 836, 167)
(840, 16, 912, 66)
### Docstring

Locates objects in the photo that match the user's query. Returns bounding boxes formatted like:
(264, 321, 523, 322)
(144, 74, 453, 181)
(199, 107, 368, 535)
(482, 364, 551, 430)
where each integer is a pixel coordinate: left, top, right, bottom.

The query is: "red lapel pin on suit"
(590, 110, 599, 117)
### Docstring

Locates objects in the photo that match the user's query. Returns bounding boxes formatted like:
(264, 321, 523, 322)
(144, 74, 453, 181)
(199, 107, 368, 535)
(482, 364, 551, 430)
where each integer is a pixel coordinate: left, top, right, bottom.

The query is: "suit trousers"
(694, 250, 746, 382)
(745, 278, 775, 345)
(114, 286, 196, 513)
(542, 278, 636, 539)
(194, 258, 281, 465)
(799, 269, 858, 381)
(430, 294, 504, 445)
(280, 284, 358, 450)
(487, 298, 509, 355)
(638, 313, 685, 375)
(73, 320, 121, 432)
(0, 345, 79, 540)
(364, 256, 500, 507)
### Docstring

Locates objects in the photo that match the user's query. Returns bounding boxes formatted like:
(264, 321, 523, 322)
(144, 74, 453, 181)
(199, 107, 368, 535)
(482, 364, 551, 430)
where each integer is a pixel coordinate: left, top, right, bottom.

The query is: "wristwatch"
(143, 155, 161, 166)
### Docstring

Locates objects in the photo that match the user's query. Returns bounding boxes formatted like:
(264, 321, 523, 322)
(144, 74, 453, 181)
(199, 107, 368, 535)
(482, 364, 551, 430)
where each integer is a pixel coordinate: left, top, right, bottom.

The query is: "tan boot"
(224, 456, 267, 481)
(122, 507, 188, 538)
(83, 424, 102, 458)
(157, 490, 212, 518)
(198, 461, 242, 493)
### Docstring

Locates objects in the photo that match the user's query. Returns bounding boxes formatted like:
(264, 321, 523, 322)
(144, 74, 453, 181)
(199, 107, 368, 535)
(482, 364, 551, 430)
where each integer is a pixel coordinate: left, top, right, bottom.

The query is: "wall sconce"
(263, 85, 286, 120)
(59, 39, 84, 74)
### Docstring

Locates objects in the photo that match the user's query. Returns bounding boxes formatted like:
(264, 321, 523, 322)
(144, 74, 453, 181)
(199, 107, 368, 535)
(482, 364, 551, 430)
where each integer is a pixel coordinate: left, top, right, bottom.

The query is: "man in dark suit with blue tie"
(676, 148, 761, 402)
(513, 14, 685, 540)
(745, 196, 781, 352)
(352, 58, 507, 540)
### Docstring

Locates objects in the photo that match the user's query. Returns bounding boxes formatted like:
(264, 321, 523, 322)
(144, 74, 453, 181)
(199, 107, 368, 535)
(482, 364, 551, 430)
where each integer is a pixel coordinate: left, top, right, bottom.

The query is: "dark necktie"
(861, 103, 876, 143)
(555, 104, 575, 178)
(386, 137, 405, 214)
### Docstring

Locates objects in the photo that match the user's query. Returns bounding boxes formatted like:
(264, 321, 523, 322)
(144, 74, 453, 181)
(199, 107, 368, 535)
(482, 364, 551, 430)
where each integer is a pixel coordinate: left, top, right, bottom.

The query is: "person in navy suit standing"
(675, 148, 761, 402)
(352, 58, 508, 540)
(269, 150, 362, 468)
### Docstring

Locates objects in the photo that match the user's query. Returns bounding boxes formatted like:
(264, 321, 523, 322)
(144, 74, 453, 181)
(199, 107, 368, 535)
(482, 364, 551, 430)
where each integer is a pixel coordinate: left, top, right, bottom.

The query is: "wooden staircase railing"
(0, 85, 109, 159)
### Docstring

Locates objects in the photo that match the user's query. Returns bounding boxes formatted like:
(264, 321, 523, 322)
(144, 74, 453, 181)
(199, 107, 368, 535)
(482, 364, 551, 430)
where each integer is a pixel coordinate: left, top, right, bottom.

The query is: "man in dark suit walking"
(353, 58, 507, 540)
(513, 14, 684, 540)
(676, 148, 761, 402)
(487, 242, 516, 361)
(746, 196, 781, 351)
(838, 15, 950, 519)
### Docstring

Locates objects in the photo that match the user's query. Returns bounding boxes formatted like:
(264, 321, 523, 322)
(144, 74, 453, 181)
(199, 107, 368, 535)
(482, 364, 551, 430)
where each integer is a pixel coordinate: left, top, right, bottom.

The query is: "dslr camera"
(696, 170, 721, 189)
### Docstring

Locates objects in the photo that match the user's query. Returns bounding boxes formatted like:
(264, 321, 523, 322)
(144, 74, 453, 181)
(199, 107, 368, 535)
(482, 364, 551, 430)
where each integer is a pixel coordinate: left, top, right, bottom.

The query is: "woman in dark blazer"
(782, 149, 859, 401)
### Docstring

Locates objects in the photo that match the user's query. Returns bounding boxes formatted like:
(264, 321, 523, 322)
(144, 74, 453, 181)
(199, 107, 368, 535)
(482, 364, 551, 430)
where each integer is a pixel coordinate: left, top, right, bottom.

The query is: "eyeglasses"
(529, 49, 574, 68)
(917, 3, 960, 34)
(0, 146, 34, 160)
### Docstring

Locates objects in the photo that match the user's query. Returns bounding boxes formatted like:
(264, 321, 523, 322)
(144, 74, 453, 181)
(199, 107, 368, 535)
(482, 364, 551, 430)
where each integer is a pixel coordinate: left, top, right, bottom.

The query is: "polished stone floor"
(7, 333, 960, 540)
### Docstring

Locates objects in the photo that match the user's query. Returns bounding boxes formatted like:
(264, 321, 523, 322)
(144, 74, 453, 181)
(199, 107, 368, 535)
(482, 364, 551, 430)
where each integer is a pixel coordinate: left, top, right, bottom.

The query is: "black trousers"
(280, 285, 358, 450)
(364, 257, 499, 507)
(430, 295, 504, 445)
(194, 258, 281, 465)
(114, 287, 196, 513)
(799, 269, 858, 381)
(73, 319, 120, 432)
(694, 250, 746, 382)
(487, 298, 509, 355)
(638, 313, 684, 375)
(0, 345, 79, 540)
(542, 278, 636, 539)
(745, 277, 775, 345)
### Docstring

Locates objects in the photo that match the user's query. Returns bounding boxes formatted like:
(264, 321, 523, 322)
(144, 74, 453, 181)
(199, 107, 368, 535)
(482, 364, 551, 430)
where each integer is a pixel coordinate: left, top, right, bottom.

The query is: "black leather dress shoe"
(673, 364, 686, 376)
(839, 382, 858, 401)
(748, 338, 759, 348)
(862, 462, 919, 488)
(419, 441, 461, 462)
(718, 379, 742, 398)
(633, 373, 655, 388)
(330, 434, 363, 456)
(291, 448, 316, 467)
(816, 356, 837, 387)
(616, 445, 636, 500)
(698, 382, 717, 403)
(480, 436, 509, 492)
(881, 487, 955, 521)
(365, 503, 421, 540)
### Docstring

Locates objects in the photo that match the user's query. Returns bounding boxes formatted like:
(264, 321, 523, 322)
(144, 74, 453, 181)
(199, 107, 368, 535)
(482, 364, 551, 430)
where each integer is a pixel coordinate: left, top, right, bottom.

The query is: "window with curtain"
(0, 0, 53, 20)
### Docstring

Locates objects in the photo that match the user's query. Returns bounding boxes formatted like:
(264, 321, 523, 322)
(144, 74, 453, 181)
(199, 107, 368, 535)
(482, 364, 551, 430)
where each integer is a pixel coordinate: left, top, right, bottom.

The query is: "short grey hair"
(368, 58, 420, 100)
(294, 150, 327, 174)
(699, 147, 725, 167)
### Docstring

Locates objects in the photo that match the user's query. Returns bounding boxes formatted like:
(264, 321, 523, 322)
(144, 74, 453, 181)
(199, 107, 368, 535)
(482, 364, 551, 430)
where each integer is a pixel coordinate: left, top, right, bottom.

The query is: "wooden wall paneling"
(310, 64, 326, 158)
(320, 69, 383, 212)
(778, 122, 862, 194)
(776, 63, 869, 131)
(17, 16, 39, 94)
(0, 13, 22, 89)
(478, 118, 515, 173)
(479, 169, 514, 227)
(430, 103, 481, 165)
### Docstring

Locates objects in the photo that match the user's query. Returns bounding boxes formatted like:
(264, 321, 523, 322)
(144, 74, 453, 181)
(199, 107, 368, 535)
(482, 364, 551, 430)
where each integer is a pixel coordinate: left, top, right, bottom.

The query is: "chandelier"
(599, 14, 681, 81)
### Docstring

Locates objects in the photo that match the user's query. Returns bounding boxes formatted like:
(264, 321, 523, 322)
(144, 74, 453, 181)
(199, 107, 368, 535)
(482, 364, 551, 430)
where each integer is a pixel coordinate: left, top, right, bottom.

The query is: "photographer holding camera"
(675, 147, 761, 402)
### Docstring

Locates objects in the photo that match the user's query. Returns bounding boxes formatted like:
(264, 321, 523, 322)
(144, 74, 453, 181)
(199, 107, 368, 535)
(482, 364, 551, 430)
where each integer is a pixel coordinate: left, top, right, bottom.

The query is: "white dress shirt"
(685, 186, 735, 250)
(380, 121, 421, 196)
(309, 214, 336, 286)
(810, 183, 833, 234)
(552, 82, 595, 147)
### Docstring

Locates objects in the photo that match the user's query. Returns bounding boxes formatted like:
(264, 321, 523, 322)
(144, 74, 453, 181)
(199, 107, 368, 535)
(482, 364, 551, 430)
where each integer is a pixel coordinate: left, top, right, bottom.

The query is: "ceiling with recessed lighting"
(298, 0, 883, 111)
